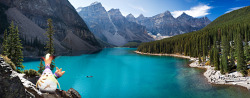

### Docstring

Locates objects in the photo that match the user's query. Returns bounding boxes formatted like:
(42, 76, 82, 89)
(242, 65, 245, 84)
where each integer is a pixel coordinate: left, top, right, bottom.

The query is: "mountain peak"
(164, 11, 171, 14)
(156, 10, 173, 18)
(90, 1, 101, 6)
(109, 8, 120, 13)
(108, 8, 123, 17)
(137, 14, 145, 18)
(126, 13, 135, 18)
(181, 12, 189, 16)
(178, 12, 192, 18)
(77, 2, 106, 13)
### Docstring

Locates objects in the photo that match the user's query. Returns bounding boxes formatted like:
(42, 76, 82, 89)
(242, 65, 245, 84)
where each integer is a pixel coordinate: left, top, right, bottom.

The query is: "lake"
(23, 48, 250, 98)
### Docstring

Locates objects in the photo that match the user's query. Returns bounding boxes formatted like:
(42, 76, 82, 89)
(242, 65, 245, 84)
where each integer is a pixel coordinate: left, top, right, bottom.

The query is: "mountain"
(177, 12, 211, 29)
(77, 2, 154, 46)
(108, 9, 154, 44)
(134, 12, 211, 36)
(126, 14, 137, 23)
(137, 6, 250, 56)
(0, 0, 101, 56)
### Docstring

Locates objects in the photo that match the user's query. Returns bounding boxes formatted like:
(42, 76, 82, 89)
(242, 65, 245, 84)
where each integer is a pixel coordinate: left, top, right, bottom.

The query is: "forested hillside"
(137, 6, 250, 75)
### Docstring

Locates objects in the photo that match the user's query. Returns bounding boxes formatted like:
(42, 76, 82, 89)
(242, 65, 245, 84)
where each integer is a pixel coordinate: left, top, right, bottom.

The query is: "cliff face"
(0, 57, 27, 98)
(108, 9, 153, 43)
(0, 0, 102, 56)
(77, 2, 154, 46)
(0, 57, 81, 98)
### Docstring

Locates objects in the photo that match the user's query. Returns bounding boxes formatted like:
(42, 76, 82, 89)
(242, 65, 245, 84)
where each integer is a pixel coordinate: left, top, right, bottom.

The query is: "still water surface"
(24, 48, 250, 98)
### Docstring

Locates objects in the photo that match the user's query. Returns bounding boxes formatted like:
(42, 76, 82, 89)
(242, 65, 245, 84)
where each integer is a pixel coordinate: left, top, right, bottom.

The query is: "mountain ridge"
(133, 10, 211, 36)
(77, 2, 154, 46)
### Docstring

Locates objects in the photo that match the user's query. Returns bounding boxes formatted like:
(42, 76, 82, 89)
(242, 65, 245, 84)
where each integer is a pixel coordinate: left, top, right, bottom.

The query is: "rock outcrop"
(0, 0, 102, 57)
(0, 57, 27, 98)
(77, 2, 154, 46)
(0, 56, 81, 98)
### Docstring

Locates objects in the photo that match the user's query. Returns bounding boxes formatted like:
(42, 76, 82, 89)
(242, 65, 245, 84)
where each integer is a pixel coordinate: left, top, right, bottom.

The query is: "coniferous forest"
(137, 6, 250, 75)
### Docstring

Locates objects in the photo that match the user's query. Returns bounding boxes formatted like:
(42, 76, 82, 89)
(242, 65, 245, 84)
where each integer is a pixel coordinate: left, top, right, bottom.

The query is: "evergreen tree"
(220, 55, 224, 74)
(3, 22, 24, 72)
(209, 49, 214, 65)
(244, 32, 250, 62)
(214, 46, 220, 70)
(7, 21, 15, 60)
(229, 45, 235, 71)
(244, 44, 250, 62)
(203, 41, 206, 62)
(45, 18, 55, 70)
(221, 35, 229, 73)
(1, 29, 8, 55)
(198, 54, 202, 64)
(236, 32, 247, 75)
(13, 26, 24, 72)
(38, 59, 45, 74)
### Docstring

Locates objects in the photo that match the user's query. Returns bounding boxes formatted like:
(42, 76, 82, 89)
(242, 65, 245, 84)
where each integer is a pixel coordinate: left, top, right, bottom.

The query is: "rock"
(0, 56, 82, 98)
(66, 88, 81, 98)
(0, 57, 27, 98)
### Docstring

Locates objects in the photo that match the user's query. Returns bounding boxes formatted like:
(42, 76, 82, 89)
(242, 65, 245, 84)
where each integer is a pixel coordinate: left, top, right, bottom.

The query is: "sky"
(69, 0, 250, 21)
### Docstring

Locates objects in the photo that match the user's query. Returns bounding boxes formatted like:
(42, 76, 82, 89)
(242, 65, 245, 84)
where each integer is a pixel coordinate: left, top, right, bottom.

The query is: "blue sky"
(69, 0, 250, 21)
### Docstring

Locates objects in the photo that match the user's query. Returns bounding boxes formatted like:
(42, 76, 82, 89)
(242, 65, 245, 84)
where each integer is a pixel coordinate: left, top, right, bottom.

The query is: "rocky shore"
(0, 57, 81, 98)
(135, 51, 250, 90)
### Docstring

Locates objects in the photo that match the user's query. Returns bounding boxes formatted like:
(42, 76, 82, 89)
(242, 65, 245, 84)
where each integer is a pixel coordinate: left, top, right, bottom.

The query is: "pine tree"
(13, 26, 24, 72)
(244, 31, 250, 62)
(1, 29, 9, 55)
(7, 21, 15, 60)
(221, 35, 229, 73)
(214, 46, 220, 70)
(38, 59, 45, 74)
(229, 45, 235, 71)
(45, 18, 55, 70)
(203, 40, 206, 62)
(198, 54, 202, 64)
(220, 55, 224, 74)
(209, 49, 214, 65)
(3, 22, 24, 72)
(236, 32, 246, 75)
(213, 36, 220, 70)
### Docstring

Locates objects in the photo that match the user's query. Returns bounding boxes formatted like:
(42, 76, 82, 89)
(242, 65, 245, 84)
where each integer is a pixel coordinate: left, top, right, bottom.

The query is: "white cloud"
(225, 6, 245, 13)
(171, 4, 212, 18)
(129, 4, 147, 13)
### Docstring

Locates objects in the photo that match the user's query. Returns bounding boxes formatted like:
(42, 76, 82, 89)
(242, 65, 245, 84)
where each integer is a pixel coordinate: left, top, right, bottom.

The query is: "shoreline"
(134, 51, 250, 90)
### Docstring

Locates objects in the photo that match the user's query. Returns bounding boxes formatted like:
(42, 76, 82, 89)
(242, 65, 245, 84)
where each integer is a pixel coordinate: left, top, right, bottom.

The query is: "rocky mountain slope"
(0, 56, 81, 98)
(77, 2, 154, 46)
(0, 0, 102, 57)
(134, 12, 211, 36)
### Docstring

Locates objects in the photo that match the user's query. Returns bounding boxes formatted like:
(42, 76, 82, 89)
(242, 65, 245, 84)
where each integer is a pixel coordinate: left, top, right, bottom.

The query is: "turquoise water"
(24, 48, 250, 98)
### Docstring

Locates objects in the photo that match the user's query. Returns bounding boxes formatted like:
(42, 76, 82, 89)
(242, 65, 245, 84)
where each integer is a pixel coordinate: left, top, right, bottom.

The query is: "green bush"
(0, 55, 16, 71)
(24, 69, 40, 77)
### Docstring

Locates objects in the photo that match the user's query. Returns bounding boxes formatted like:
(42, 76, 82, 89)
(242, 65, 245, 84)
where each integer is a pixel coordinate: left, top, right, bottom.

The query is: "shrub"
(205, 61, 210, 65)
(24, 69, 40, 77)
(0, 55, 16, 71)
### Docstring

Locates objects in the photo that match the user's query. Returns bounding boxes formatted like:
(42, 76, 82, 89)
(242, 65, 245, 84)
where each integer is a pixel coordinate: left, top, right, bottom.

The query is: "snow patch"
(147, 32, 171, 40)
